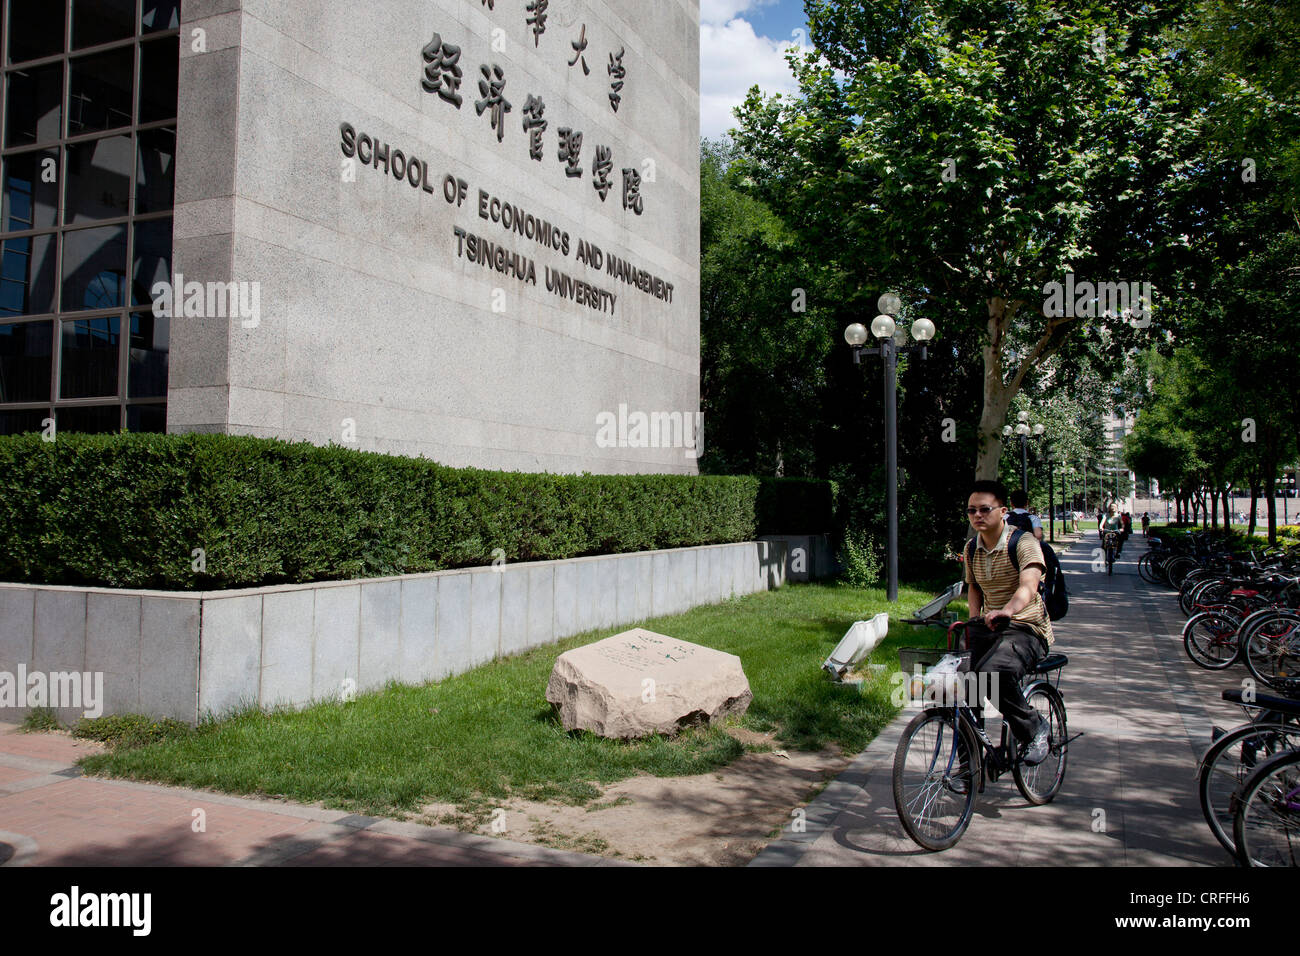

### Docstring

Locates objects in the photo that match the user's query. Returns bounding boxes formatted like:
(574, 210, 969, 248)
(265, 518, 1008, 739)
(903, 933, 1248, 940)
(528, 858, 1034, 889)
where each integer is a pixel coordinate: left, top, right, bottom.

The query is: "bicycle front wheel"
(892, 709, 977, 851)
(1014, 684, 1068, 805)
(1233, 749, 1300, 867)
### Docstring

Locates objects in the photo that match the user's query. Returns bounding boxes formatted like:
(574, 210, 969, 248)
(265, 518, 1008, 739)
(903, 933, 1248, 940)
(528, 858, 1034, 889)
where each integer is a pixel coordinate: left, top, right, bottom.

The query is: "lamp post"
(844, 295, 936, 603)
(1062, 465, 1070, 538)
(1047, 455, 1055, 542)
(1002, 412, 1045, 501)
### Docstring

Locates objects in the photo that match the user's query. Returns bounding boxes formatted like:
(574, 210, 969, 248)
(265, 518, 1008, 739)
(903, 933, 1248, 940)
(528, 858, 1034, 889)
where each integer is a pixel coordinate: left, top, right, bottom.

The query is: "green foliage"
(72, 714, 193, 750)
(730, 1, 1201, 479)
(756, 476, 837, 533)
(1122, 1, 1300, 543)
(20, 707, 60, 733)
(0, 433, 832, 590)
(837, 528, 883, 588)
(698, 138, 833, 477)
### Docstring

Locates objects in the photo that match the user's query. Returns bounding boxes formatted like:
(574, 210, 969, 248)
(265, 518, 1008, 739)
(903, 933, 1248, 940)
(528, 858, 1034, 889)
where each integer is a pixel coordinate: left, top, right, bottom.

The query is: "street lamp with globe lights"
(1002, 411, 1045, 496)
(843, 295, 936, 602)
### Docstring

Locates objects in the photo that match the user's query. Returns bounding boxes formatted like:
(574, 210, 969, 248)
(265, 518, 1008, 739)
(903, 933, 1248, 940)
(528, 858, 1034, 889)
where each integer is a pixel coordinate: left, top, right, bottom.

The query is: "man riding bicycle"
(963, 480, 1054, 766)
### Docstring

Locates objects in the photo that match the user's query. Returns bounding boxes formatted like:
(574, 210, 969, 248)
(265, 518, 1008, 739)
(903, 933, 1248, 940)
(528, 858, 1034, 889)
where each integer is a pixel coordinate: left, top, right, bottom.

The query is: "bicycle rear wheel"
(1243, 612, 1300, 689)
(892, 709, 977, 851)
(1198, 721, 1300, 856)
(1014, 684, 1068, 805)
(1183, 611, 1241, 669)
(1182, 577, 1224, 617)
(1233, 749, 1300, 867)
(1165, 556, 1198, 589)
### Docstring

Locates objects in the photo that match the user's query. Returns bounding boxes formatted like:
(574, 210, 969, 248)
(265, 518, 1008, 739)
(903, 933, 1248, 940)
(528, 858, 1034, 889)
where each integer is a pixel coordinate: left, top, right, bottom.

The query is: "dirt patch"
(416, 728, 850, 865)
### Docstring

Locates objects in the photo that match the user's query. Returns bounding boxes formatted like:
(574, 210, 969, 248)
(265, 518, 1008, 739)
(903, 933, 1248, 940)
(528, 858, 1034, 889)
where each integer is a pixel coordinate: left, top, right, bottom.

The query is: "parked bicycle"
(1234, 745, 1300, 866)
(1181, 575, 1300, 671)
(1197, 687, 1300, 859)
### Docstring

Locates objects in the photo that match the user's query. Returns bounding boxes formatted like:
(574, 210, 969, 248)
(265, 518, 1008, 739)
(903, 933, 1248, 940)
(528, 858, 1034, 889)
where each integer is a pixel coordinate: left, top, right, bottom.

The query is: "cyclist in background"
(1007, 488, 1043, 541)
(1100, 504, 1125, 558)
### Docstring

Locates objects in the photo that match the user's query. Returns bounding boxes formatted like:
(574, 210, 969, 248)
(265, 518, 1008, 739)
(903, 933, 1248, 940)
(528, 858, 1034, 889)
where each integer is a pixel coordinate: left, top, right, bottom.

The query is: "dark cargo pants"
(963, 620, 1047, 745)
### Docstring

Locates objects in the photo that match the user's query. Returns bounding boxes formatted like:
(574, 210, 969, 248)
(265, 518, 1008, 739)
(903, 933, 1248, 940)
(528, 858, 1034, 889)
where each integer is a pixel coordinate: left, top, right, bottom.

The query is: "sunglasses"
(966, 505, 1003, 516)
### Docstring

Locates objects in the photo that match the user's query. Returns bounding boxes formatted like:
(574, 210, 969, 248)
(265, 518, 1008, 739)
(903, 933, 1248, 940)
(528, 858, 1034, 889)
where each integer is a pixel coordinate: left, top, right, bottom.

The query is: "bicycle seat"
(1221, 688, 1300, 717)
(1035, 653, 1068, 673)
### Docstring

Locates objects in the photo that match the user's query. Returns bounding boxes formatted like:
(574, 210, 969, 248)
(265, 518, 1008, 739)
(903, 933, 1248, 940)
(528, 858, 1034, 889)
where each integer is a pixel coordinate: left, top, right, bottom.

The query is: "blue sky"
(700, 0, 808, 140)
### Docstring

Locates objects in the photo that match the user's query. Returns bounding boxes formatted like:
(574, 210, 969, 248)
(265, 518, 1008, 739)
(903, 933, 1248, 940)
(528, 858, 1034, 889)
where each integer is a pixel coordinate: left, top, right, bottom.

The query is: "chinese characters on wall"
(419, 18, 643, 215)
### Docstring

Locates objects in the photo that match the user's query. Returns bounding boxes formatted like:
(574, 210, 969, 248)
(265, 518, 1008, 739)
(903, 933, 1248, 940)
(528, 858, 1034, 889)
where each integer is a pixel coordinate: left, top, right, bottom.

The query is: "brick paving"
(0, 727, 617, 867)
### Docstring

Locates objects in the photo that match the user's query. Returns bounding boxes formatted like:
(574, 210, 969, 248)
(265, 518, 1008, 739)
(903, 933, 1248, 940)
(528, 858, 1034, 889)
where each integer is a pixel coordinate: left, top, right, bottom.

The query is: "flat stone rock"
(546, 628, 752, 739)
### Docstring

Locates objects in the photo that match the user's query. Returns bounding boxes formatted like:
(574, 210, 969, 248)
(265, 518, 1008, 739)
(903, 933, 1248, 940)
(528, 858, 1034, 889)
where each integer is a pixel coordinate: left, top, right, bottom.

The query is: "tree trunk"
(1266, 471, 1278, 544)
(975, 299, 1014, 479)
(1248, 482, 1259, 537)
(1223, 487, 1232, 529)
(1210, 488, 1219, 530)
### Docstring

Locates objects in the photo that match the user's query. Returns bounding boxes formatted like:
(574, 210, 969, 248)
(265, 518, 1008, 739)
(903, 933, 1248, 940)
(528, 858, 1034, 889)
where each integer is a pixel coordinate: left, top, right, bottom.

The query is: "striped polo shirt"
(964, 524, 1054, 647)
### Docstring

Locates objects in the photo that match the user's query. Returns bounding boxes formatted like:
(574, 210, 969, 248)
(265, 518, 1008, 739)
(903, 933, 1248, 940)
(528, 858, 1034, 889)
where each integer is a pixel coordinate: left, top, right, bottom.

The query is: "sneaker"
(1022, 715, 1051, 766)
(947, 751, 973, 794)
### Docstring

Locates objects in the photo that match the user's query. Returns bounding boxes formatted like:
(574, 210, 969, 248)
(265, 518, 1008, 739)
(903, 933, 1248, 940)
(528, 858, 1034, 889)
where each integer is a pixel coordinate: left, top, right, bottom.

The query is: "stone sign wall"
(168, 0, 700, 473)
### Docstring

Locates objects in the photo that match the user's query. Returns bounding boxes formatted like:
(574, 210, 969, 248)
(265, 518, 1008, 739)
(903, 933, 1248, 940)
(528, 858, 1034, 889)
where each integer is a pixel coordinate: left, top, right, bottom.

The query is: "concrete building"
(1100, 407, 1137, 512)
(0, 0, 701, 473)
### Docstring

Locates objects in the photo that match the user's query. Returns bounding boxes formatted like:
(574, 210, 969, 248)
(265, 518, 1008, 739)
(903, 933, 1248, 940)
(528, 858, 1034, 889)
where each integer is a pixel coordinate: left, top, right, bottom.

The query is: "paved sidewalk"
(0, 729, 616, 867)
(752, 531, 1246, 867)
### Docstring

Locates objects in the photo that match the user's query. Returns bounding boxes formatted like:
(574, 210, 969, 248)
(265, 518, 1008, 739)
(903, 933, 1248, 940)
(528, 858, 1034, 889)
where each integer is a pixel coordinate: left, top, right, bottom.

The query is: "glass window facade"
(0, 0, 177, 435)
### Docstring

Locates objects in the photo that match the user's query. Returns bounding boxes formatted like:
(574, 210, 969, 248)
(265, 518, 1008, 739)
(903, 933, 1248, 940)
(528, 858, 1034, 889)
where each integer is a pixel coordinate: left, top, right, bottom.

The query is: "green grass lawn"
(77, 581, 959, 819)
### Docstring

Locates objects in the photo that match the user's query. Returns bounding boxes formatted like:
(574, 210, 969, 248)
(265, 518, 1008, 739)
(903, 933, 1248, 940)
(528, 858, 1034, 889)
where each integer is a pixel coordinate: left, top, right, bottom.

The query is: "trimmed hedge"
(0, 433, 834, 591)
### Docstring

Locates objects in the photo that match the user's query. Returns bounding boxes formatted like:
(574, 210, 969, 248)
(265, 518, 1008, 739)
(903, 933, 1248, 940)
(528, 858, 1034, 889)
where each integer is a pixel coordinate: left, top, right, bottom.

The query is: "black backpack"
(1005, 510, 1036, 533)
(966, 529, 1069, 621)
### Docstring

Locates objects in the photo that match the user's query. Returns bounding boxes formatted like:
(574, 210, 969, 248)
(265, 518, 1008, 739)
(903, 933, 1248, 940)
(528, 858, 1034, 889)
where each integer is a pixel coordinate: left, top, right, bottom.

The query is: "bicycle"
(1181, 579, 1299, 671)
(892, 619, 1070, 851)
(1233, 747, 1300, 866)
(1242, 608, 1300, 689)
(1101, 530, 1120, 575)
(1197, 688, 1300, 857)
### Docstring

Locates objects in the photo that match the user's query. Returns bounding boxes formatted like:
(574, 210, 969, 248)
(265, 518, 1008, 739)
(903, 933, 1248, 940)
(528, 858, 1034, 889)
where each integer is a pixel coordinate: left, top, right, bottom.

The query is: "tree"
(697, 138, 833, 476)
(1151, 0, 1300, 539)
(731, 0, 1199, 479)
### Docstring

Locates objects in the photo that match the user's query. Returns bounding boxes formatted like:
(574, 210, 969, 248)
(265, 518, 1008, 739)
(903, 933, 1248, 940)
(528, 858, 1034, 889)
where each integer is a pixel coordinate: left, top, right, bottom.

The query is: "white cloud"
(700, 17, 800, 140)
(701, 0, 778, 27)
